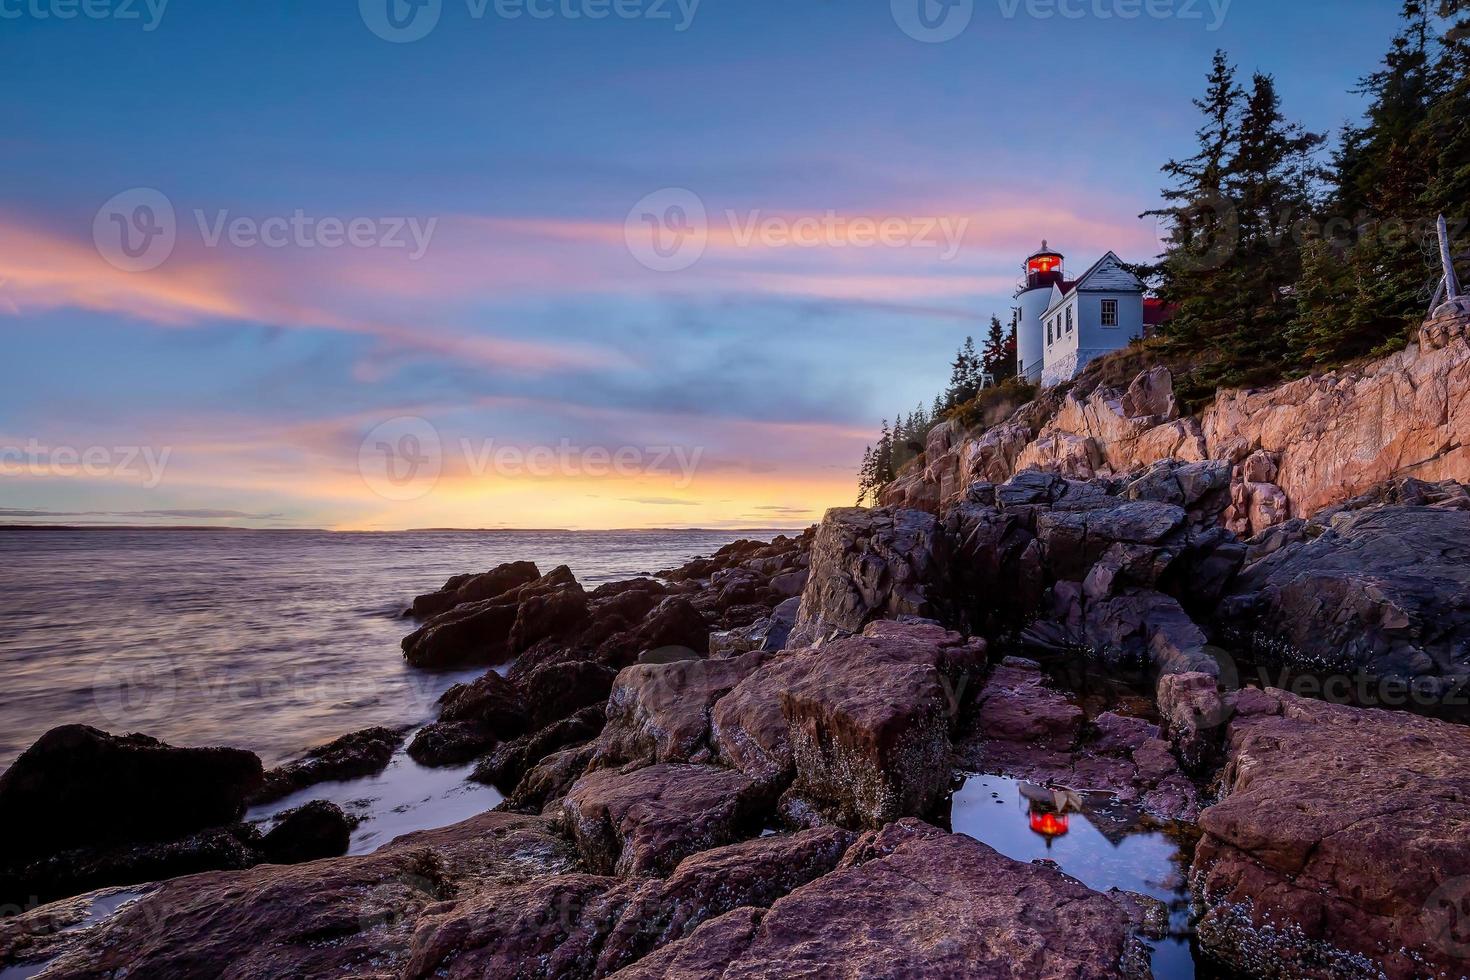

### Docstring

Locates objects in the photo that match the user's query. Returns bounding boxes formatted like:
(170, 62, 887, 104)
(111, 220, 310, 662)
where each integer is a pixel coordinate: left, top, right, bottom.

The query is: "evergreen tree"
(1293, 1, 1460, 367)
(1423, 0, 1470, 216)
(857, 446, 876, 505)
(1335, 1, 1439, 223)
(1140, 51, 1245, 354)
(961, 336, 982, 393)
(873, 420, 893, 490)
(980, 314, 1017, 382)
(1218, 72, 1326, 379)
(946, 336, 981, 405)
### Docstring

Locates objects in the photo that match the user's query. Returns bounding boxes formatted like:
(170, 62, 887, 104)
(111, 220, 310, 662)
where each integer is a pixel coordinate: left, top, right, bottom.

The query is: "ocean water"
(0, 526, 789, 773)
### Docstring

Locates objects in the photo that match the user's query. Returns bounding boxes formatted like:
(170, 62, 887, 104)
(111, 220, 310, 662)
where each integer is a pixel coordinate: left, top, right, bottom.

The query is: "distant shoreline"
(0, 523, 810, 534)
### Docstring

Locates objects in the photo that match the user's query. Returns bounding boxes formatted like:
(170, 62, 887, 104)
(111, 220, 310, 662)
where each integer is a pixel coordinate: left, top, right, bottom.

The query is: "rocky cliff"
(883, 337, 1470, 539)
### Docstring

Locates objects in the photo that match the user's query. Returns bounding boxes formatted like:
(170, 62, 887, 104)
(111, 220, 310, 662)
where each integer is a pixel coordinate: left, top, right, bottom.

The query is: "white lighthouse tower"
(1015, 242, 1064, 384)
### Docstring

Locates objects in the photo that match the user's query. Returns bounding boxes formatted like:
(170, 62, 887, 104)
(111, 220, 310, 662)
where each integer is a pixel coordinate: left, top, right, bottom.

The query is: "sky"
(0, 0, 1403, 530)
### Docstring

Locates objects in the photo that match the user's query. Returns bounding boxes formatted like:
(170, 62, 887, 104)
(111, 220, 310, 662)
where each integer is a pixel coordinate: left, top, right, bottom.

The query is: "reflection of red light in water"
(1029, 810, 1069, 839)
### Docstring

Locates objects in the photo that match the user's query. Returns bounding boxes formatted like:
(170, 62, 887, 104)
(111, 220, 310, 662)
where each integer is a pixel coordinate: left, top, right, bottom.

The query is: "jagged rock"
(610, 819, 1142, 979)
(1191, 688, 1470, 979)
(712, 622, 985, 827)
(1034, 500, 1186, 580)
(401, 566, 585, 669)
(0, 813, 578, 980)
(471, 704, 605, 792)
(411, 660, 615, 767)
(0, 726, 262, 864)
(1154, 671, 1227, 774)
(971, 657, 1083, 746)
(592, 827, 854, 975)
(499, 743, 597, 813)
(1016, 368, 1206, 481)
(1119, 458, 1234, 528)
(767, 568, 807, 599)
(592, 650, 773, 768)
(259, 801, 352, 865)
(789, 507, 949, 647)
(409, 561, 541, 619)
(1221, 505, 1470, 683)
(1203, 339, 1470, 522)
(561, 764, 771, 877)
(709, 597, 798, 657)
(252, 726, 408, 805)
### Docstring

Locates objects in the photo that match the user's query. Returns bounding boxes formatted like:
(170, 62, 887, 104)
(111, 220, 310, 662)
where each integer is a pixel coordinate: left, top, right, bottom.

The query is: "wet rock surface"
(0, 812, 578, 979)
(1222, 503, 1470, 684)
(958, 657, 1200, 823)
(1191, 688, 1470, 979)
(612, 818, 1144, 979)
(252, 725, 408, 805)
(592, 649, 773, 768)
(258, 800, 354, 865)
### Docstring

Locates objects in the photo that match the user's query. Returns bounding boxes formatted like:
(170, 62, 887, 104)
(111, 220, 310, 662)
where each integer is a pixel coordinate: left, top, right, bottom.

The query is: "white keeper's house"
(1013, 242, 1167, 388)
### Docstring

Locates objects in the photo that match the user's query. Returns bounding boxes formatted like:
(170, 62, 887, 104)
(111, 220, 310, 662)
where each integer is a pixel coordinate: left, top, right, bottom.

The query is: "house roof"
(1043, 252, 1142, 316)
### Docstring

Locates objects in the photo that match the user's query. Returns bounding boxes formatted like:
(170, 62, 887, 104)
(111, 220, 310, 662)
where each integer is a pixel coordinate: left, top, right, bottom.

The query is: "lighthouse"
(1015, 242, 1065, 384)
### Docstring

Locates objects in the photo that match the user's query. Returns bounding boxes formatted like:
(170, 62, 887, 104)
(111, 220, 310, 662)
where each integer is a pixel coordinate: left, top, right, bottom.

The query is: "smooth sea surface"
(0, 526, 789, 773)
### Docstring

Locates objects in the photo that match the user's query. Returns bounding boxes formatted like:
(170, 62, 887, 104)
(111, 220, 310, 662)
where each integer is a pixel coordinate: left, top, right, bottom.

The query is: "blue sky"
(0, 0, 1403, 528)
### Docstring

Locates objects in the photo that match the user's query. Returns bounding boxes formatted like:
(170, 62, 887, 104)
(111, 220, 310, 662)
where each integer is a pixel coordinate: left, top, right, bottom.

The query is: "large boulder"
(1221, 505, 1470, 686)
(712, 622, 985, 827)
(408, 561, 541, 619)
(611, 819, 1144, 979)
(592, 650, 773, 768)
(258, 801, 353, 865)
(561, 764, 771, 877)
(1191, 688, 1470, 979)
(0, 726, 262, 863)
(788, 507, 949, 647)
(401, 566, 587, 669)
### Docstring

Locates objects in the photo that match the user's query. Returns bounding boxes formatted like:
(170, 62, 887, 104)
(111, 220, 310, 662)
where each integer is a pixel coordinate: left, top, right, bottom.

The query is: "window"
(1046, 320, 1052, 344)
(1066, 307, 1073, 333)
(1101, 299, 1119, 327)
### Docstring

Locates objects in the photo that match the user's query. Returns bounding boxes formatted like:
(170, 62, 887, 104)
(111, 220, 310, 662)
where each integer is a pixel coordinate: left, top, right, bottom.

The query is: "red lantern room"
(1029, 809, 1070, 840)
(1024, 240, 1065, 291)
